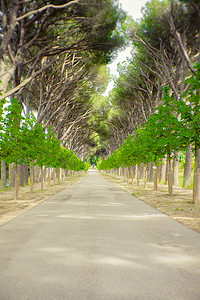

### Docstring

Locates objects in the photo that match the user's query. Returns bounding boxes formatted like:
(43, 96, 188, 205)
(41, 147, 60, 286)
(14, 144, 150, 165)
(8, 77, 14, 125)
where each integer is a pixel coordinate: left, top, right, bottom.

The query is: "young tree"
(177, 64, 200, 204)
(0, 96, 6, 189)
(1, 98, 25, 199)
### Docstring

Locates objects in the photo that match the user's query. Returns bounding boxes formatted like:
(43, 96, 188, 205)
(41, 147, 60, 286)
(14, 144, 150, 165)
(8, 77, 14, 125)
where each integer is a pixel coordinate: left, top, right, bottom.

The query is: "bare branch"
(16, 0, 82, 21)
(169, 0, 195, 74)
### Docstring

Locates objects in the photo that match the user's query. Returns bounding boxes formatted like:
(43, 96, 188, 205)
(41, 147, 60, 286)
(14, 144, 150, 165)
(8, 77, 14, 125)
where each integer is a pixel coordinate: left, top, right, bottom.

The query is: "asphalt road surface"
(0, 170, 200, 300)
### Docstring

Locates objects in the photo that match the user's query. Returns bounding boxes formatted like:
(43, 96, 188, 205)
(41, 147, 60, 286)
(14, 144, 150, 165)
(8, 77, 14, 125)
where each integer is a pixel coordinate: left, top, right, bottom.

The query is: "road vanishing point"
(0, 170, 200, 300)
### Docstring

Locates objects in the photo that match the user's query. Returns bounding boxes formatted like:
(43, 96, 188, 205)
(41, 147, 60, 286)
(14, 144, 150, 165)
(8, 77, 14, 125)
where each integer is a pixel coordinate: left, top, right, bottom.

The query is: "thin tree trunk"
(24, 163, 29, 185)
(123, 167, 126, 182)
(183, 145, 193, 187)
(33, 163, 35, 183)
(144, 164, 147, 188)
(53, 169, 56, 185)
(136, 165, 140, 186)
(154, 166, 158, 191)
(1, 160, 6, 190)
(40, 166, 44, 190)
(35, 165, 40, 183)
(173, 151, 180, 186)
(149, 162, 154, 182)
(147, 163, 150, 181)
(159, 157, 166, 183)
(57, 169, 60, 183)
(193, 147, 200, 205)
(9, 163, 15, 188)
(139, 163, 144, 179)
(167, 157, 173, 196)
(14, 163, 19, 200)
(48, 167, 51, 187)
(19, 164, 24, 187)
(127, 167, 129, 183)
(44, 168, 47, 181)
(131, 166, 134, 184)
(30, 164, 34, 194)
(165, 159, 168, 185)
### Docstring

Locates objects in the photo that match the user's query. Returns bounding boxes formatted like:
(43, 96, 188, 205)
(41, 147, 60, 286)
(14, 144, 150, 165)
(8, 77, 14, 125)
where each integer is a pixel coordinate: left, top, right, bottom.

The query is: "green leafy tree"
(177, 64, 200, 204)
(1, 98, 25, 199)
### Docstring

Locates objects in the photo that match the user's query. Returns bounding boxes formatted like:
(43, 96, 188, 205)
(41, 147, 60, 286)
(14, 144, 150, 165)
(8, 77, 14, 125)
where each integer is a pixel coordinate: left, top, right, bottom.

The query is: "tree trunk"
(135, 165, 140, 186)
(24, 164, 29, 185)
(53, 169, 56, 185)
(149, 162, 154, 182)
(18, 164, 24, 187)
(154, 166, 158, 191)
(1, 160, 6, 190)
(131, 166, 134, 184)
(9, 163, 15, 188)
(57, 168, 60, 183)
(48, 167, 51, 187)
(193, 147, 200, 205)
(167, 157, 173, 196)
(147, 163, 150, 181)
(14, 163, 19, 200)
(40, 166, 44, 190)
(127, 167, 129, 183)
(183, 145, 193, 187)
(139, 163, 144, 179)
(44, 168, 47, 181)
(165, 159, 168, 185)
(30, 164, 34, 194)
(173, 151, 180, 186)
(159, 157, 166, 183)
(144, 164, 147, 188)
(35, 165, 40, 183)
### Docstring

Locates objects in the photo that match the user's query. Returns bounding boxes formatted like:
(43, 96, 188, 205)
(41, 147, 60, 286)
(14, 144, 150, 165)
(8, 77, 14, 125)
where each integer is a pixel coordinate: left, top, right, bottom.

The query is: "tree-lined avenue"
(0, 171, 200, 299)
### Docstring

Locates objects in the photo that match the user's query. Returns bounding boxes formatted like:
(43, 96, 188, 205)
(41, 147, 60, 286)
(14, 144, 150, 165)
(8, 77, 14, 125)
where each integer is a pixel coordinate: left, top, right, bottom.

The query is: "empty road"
(0, 170, 200, 299)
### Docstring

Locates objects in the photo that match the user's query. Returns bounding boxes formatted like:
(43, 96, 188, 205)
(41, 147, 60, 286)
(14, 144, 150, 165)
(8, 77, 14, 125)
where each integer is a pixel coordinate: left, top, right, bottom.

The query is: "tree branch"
(16, 0, 82, 21)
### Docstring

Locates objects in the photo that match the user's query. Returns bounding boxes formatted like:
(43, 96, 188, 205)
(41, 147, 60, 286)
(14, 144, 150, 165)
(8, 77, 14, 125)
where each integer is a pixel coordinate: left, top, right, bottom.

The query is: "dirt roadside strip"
(0, 174, 86, 227)
(100, 173, 200, 234)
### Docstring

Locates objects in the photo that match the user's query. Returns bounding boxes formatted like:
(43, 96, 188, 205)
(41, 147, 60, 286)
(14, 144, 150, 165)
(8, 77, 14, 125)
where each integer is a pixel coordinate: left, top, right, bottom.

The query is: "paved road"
(0, 171, 200, 300)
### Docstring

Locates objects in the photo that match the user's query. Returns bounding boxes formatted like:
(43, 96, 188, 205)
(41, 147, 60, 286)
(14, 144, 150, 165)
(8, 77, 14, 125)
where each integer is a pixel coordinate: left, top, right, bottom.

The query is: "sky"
(104, 0, 148, 95)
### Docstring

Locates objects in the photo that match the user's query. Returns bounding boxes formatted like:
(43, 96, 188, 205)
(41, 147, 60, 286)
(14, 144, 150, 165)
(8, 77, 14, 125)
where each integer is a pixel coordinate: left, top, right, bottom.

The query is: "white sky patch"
(103, 0, 148, 96)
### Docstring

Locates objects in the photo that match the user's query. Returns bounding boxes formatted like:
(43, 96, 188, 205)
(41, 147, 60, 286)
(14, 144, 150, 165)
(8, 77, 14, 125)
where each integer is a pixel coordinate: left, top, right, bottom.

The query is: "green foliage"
(98, 65, 200, 170)
(144, 87, 189, 159)
(1, 98, 25, 164)
(87, 155, 101, 166)
(0, 98, 87, 171)
(178, 63, 200, 149)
